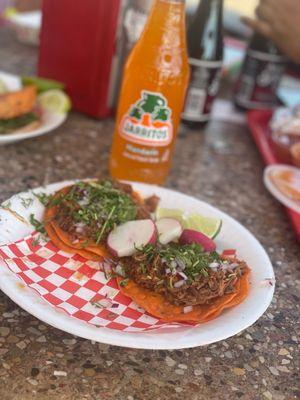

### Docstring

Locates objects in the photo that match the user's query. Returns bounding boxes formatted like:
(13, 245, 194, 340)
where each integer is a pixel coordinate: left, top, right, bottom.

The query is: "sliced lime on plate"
(0, 79, 8, 95)
(185, 213, 222, 239)
(22, 76, 64, 93)
(155, 207, 222, 239)
(37, 89, 71, 114)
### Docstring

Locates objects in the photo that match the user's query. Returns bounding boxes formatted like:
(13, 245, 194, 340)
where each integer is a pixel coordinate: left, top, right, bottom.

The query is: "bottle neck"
(194, 0, 223, 14)
(188, 0, 223, 61)
(139, 0, 187, 47)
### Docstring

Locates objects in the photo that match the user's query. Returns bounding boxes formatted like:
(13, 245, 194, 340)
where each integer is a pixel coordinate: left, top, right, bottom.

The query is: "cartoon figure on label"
(120, 91, 173, 146)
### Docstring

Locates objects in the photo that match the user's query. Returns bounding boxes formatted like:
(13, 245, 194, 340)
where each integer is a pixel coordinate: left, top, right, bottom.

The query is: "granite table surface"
(0, 27, 299, 400)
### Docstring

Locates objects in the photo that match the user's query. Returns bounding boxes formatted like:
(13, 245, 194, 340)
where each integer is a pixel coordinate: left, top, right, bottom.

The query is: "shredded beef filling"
(52, 180, 158, 243)
(121, 246, 247, 306)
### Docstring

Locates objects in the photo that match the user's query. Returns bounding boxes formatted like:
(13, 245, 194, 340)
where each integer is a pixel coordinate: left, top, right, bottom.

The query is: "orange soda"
(109, 0, 190, 185)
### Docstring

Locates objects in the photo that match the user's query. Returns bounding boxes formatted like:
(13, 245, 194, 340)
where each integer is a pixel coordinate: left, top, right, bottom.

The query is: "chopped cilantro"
(29, 214, 46, 233)
(45, 180, 137, 242)
(136, 243, 221, 280)
(1, 200, 12, 209)
(34, 192, 51, 206)
(20, 197, 34, 209)
(119, 279, 129, 287)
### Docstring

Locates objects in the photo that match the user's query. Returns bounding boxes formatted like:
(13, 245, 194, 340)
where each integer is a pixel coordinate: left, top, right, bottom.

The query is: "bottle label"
(182, 58, 223, 122)
(235, 52, 286, 108)
(120, 90, 173, 147)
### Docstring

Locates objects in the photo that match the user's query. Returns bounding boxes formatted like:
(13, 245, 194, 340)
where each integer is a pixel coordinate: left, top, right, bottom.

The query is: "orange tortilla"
(117, 267, 250, 323)
(44, 219, 102, 261)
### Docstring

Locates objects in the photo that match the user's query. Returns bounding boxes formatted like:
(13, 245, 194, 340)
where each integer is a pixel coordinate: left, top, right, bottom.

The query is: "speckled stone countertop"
(0, 27, 299, 400)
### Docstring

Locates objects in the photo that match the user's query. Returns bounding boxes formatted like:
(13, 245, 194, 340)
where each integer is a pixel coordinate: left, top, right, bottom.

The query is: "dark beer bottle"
(234, 32, 287, 110)
(182, 0, 224, 129)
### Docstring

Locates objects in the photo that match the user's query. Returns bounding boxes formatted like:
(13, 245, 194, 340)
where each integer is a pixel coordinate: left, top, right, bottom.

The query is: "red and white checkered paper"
(0, 233, 193, 332)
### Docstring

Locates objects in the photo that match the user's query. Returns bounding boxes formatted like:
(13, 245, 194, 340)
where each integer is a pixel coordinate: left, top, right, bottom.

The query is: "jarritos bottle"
(109, 0, 189, 185)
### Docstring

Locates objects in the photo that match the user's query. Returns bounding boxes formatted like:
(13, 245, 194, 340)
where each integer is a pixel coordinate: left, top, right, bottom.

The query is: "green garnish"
(21, 76, 64, 93)
(35, 180, 138, 243)
(1, 200, 12, 209)
(0, 112, 38, 134)
(119, 279, 129, 287)
(95, 204, 116, 244)
(136, 243, 221, 281)
(34, 192, 51, 206)
(29, 214, 46, 234)
(31, 234, 44, 247)
(20, 197, 34, 209)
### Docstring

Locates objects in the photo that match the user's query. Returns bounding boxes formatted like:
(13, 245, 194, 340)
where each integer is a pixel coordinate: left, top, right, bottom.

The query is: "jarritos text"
(119, 91, 173, 147)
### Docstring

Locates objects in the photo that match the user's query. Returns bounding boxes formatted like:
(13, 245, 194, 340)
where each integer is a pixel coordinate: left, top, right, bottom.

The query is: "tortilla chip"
(117, 267, 250, 323)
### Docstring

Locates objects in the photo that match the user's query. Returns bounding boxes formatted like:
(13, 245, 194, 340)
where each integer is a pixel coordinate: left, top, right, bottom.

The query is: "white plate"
(264, 165, 300, 215)
(0, 71, 67, 145)
(6, 11, 41, 46)
(0, 181, 275, 349)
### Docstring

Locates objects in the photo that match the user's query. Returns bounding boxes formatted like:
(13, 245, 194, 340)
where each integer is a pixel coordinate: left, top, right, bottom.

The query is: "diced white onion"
(208, 262, 220, 270)
(102, 262, 112, 278)
(97, 298, 113, 308)
(176, 259, 186, 270)
(115, 264, 125, 277)
(74, 222, 85, 228)
(178, 271, 188, 280)
(183, 305, 193, 314)
(174, 279, 185, 288)
(78, 198, 89, 206)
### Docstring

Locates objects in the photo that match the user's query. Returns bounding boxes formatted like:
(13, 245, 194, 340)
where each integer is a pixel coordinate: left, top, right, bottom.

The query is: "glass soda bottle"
(109, 0, 189, 185)
(182, 0, 224, 129)
(234, 32, 287, 110)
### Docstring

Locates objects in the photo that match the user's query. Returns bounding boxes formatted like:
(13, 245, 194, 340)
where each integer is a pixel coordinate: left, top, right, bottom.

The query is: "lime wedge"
(3, 7, 18, 18)
(0, 79, 8, 95)
(22, 76, 64, 93)
(37, 89, 71, 114)
(155, 207, 187, 228)
(185, 213, 222, 239)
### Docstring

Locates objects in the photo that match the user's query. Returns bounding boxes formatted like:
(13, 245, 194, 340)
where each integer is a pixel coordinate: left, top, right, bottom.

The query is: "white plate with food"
(0, 180, 274, 349)
(264, 164, 300, 214)
(0, 71, 69, 145)
(5, 10, 41, 46)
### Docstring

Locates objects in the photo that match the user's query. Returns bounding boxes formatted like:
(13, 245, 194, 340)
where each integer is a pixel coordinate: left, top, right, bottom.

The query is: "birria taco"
(116, 243, 250, 323)
(43, 180, 159, 261)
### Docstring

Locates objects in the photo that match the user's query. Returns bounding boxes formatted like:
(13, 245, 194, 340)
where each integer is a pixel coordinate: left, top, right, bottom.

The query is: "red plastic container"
(247, 110, 300, 242)
(38, 0, 121, 118)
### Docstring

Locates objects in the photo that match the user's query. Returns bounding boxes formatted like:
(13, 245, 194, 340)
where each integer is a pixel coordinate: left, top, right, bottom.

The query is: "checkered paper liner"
(0, 232, 194, 332)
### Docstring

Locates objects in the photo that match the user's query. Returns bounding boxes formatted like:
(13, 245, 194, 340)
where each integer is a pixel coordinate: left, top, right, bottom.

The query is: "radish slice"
(156, 218, 183, 244)
(107, 219, 157, 257)
(179, 229, 216, 252)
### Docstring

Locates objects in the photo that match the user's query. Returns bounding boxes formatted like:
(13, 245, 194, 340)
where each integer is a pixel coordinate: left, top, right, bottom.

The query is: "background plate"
(0, 181, 275, 349)
(264, 165, 300, 215)
(0, 71, 67, 145)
